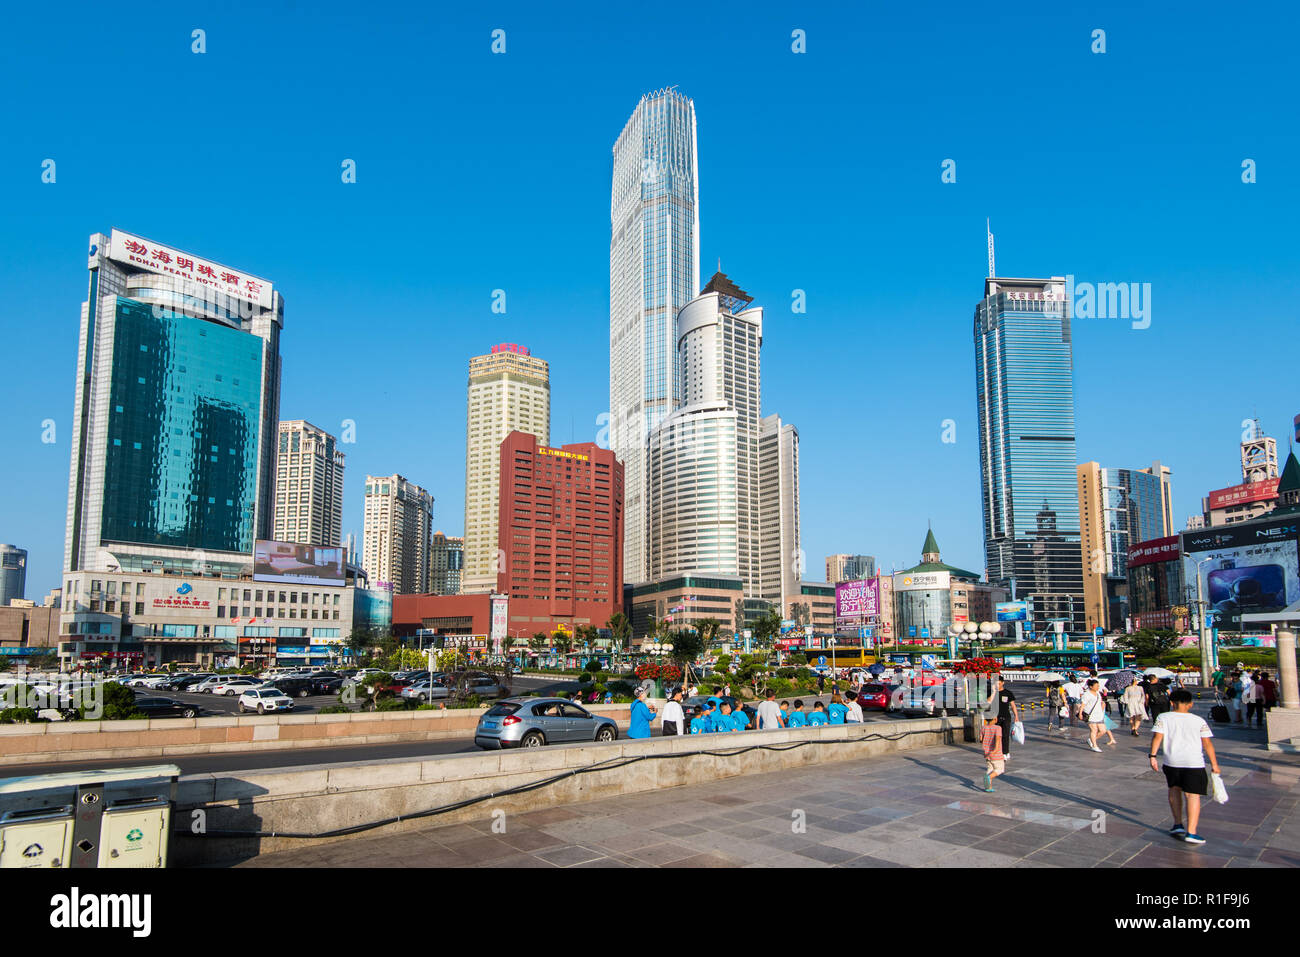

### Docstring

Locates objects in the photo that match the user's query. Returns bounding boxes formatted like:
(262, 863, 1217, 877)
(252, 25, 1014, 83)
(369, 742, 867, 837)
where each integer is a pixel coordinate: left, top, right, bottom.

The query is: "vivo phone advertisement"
(1182, 518, 1300, 631)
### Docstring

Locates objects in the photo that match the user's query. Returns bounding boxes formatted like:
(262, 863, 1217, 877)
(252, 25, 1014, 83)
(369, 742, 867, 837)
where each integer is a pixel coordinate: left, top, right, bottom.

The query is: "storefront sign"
(109, 228, 273, 309)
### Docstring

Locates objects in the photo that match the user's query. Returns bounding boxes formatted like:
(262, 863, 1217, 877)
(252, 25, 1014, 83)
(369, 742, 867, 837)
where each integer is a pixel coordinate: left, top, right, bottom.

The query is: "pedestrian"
(808, 701, 829, 726)
(1062, 673, 1085, 730)
(1149, 687, 1221, 846)
(845, 690, 864, 723)
(817, 672, 826, 694)
(628, 686, 658, 740)
(779, 699, 793, 726)
(1146, 676, 1172, 723)
(690, 700, 715, 734)
(1244, 671, 1264, 728)
(723, 682, 731, 697)
(756, 689, 785, 730)
(1122, 679, 1147, 736)
(711, 702, 735, 733)
(980, 712, 1005, 792)
(787, 699, 809, 728)
(1210, 665, 1228, 697)
(1258, 671, 1278, 724)
(1080, 679, 1115, 751)
(728, 702, 751, 731)
(660, 689, 684, 736)
(827, 693, 849, 725)
(994, 675, 1018, 762)
(1046, 681, 1067, 732)
(688, 683, 699, 698)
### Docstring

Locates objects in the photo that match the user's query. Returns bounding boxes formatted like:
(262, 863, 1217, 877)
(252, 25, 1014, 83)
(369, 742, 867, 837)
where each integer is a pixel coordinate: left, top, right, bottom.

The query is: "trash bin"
(0, 764, 180, 869)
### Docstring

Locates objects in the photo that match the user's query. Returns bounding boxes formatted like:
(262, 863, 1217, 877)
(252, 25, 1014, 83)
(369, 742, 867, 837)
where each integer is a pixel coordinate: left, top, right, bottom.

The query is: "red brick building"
(498, 432, 623, 634)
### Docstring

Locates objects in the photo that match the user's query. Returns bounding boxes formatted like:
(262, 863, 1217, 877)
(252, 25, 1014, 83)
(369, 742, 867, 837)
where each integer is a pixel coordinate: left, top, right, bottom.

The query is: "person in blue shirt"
(729, 704, 751, 731)
(628, 687, 658, 739)
(808, 701, 829, 726)
(827, 694, 849, 725)
(786, 699, 809, 728)
(691, 702, 715, 733)
(713, 703, 737, 732)
(779, 700, 793, 726)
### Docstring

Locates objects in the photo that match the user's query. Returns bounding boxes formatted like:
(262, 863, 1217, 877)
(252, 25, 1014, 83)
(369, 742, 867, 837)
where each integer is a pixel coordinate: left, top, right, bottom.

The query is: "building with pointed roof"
(892, 527, 1007, 644)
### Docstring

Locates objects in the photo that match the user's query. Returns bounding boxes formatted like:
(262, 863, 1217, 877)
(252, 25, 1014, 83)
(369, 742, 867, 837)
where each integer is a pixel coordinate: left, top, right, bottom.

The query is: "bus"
(1001, 650, 1136, 671)
(798, 646, 876, 668)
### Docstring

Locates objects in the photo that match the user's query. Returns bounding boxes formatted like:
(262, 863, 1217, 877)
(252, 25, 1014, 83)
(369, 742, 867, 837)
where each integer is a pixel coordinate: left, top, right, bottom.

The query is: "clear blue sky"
(2, 0, 1297, 600)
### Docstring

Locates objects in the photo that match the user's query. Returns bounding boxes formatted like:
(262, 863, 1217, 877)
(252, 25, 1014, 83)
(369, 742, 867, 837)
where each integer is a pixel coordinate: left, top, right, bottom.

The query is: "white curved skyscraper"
(610, 88, 699, 585)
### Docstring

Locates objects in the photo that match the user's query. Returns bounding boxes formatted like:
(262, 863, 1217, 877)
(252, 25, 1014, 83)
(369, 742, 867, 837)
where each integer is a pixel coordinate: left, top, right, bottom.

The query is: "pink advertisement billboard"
(835, 578, 879, 618)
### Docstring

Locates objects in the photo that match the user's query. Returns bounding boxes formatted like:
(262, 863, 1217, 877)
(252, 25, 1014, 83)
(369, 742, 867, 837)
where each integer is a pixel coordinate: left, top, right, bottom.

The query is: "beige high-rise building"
(760, 413, 802, 615)
(273, 421, 345, 546)
(826, 554, 876, 584)
(463, 344, 549, 593)
(362, 475, 432, 596)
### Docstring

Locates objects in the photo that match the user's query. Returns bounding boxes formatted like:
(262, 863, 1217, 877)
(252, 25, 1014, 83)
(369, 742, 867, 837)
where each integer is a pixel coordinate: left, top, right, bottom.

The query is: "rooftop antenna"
(986, 219, 996, 278)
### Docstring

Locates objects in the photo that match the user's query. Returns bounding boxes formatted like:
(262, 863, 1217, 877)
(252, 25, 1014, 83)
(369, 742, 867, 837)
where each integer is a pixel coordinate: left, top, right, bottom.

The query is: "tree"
(502, 635, 517, 665)
(345, 627, 372, 662)
(553, 631, 573, 661)
(753, 608, 783, 646)
(385, 648, 427, 672)
(669, 629, 705, 666)
(696, 618, 721, 649)
(529, 633, 547, 659)
(1118, 629, 1181, 661)
(606, 611, 630, 655)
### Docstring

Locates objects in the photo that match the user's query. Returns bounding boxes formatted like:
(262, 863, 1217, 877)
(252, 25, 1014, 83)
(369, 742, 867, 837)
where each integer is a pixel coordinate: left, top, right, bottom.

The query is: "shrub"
(375, 697, 408, 712)
(319, 705, 351, 714)
(776, 667, 798, 679)
(0, 708, 40, 724)
(607, 680, 635, 696)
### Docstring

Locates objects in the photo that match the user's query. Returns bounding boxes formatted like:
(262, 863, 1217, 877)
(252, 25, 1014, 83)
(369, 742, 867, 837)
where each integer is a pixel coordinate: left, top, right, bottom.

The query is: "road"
(0, 679, 1055, 781)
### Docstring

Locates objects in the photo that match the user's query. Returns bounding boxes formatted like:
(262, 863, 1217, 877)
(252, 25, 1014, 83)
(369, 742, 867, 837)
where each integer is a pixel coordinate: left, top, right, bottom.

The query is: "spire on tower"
(987, 219, 995, 278)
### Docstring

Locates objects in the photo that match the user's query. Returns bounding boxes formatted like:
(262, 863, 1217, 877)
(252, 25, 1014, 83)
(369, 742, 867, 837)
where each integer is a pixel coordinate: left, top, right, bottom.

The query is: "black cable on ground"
(182, 724, 953, 840)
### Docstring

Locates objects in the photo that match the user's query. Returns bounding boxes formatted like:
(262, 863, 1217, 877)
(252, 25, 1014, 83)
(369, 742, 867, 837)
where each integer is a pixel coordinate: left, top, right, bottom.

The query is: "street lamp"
(1188, 556, 1216, 683)
(645, 641, 674, 698)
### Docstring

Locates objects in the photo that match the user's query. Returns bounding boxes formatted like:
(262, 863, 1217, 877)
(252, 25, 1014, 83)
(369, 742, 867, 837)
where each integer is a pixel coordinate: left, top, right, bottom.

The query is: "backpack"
(1148, 685, 1169, 706)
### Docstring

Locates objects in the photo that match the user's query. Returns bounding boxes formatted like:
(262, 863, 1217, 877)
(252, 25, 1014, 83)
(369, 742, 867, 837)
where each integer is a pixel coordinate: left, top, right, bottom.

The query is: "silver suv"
(475, 696, 618, 749)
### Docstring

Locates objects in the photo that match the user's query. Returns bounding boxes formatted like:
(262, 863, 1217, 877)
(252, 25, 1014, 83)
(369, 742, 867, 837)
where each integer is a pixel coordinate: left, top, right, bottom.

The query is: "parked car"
(310, 676, 344, 696)
(897, 677, 975, 716)
(857, 682, 900, 712)
(131, 696, 202, 719)
(474, 697, 618, 749)
(264, 677, 317, 698)
(212, 678, 263, 696)
(401, 677, 451, 703)
(154, 674, 207, 692)
(682, 695, 756, 732)
(142, 673, 195, 689)
(126, 674, 168, 687)
(237, 688, 295, 714)
(190, 675, 237, 694)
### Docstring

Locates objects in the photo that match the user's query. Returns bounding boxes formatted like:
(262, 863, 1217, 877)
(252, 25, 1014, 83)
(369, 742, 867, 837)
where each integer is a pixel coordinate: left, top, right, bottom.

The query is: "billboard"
(1182, 517, 1300, 631)
(108, 229, 274, 309)
(896, 571, 949, 592)
(835, 578, 879, 618)
(254, 540, 346, 586)
(1127, 535, 1181, 568)
(995, 600, 1028, 622)
(1206, 479, 1279, 512)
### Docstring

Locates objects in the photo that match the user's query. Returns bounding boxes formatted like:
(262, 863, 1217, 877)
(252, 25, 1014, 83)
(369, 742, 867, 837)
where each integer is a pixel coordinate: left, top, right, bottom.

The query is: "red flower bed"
(951, 657, 1002, 675)
(635, 663, 660, 680)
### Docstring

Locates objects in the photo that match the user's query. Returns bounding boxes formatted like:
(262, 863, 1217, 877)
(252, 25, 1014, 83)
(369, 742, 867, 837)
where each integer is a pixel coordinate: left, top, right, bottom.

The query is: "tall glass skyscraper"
(610, 88, 699, 584)
(974, 276, 1085, 636)
(65, 230, 282, 575)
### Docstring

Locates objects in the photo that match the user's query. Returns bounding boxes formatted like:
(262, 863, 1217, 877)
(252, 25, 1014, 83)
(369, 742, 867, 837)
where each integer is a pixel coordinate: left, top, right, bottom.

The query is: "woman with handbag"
(1080, 679, 1116, 752)
(1046, 681, 1068, 733)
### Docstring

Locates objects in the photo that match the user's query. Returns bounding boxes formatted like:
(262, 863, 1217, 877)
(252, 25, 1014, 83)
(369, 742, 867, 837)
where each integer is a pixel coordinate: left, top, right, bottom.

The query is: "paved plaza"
(235, 705, 1300, 868)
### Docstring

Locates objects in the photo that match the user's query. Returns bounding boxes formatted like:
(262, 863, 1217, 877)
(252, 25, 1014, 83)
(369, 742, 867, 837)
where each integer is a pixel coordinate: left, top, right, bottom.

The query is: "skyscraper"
(610, 88, 700, 585)
(826, 554, 876, 584)
(273, 421, 345, 546)
(429, 532, 464, 595)
(0, 545, 27, 606)
(648, 272, 760, 591)
(66, 230, 282, 576)
(759, 413, 802, 615)
(974, 276, 1084, 636)
(463, 344, 550, 593)
(362, 474, 432, 596)
(1078, 462, 1174, 632)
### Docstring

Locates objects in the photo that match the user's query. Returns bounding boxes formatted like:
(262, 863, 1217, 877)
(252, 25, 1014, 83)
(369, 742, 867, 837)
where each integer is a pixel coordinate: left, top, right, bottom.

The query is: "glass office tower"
(65, 230, 282, 575)
(974, 277, 1085, 636)
(610, 88, 699, 584)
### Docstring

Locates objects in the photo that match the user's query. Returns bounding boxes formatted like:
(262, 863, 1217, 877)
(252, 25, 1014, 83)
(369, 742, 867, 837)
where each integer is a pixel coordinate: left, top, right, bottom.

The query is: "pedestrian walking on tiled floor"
(1123, 680, 1148, 737)
(994, 674, 1018, 762)
(980, 713, 1004, 792)
(1149, 687, 1221, 846)
(1081, 679, 1116, 752)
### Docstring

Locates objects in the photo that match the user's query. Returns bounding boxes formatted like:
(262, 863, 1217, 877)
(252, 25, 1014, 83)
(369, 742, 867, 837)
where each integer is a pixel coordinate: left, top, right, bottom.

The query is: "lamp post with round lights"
(645, 641, 674, 698)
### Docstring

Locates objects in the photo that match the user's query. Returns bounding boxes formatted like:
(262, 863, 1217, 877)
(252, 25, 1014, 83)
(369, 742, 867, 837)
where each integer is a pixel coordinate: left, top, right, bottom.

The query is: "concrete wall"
(171, 716, 958, 866)
(0, 703, 635, 766)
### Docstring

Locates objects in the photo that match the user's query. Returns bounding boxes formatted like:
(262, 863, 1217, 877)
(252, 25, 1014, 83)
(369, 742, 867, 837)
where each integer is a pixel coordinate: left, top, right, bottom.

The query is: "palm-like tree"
(502, 635, 517, 666)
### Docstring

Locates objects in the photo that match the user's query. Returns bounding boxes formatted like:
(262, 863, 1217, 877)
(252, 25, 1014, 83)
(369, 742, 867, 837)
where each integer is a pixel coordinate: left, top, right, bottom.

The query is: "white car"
(142, 673, 192, 689)
(127, 674, 167, 687)
(237, 688, 295, 714)
(212, 678, 263, 696)
(191, 675, 236, 693)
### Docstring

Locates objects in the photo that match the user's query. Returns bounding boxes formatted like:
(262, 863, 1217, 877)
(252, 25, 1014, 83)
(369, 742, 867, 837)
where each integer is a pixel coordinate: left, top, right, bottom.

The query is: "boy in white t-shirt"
(1149, 688, 1221, 846)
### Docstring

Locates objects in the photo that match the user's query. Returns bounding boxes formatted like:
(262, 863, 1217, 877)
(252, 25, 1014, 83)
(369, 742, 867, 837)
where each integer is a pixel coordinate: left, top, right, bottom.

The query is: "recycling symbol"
(23, 843, 43, 858)
(126, 828, 144, 843)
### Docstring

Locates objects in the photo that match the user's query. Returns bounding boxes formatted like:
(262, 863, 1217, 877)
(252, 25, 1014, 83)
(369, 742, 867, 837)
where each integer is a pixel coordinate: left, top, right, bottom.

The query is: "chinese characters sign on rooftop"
(108, 229, 274, 309)
(538, 448, 589, 462)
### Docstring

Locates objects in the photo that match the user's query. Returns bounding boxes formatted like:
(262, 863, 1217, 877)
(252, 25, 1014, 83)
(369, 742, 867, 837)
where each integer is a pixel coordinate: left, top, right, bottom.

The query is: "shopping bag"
(1058, 705, 1068, 717)
(1210, 773, 1229, 804)
(1011, 720, 1025, 745)
(1103, 714, 1117, 731)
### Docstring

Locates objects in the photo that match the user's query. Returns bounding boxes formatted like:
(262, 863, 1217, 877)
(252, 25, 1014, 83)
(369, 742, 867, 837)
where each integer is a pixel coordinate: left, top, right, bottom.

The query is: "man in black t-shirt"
(995, 675, 1019, 761)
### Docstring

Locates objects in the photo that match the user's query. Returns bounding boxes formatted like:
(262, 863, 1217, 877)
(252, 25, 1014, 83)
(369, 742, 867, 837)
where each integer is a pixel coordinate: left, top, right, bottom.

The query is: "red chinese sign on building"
(1206, 478, 1279, 512)
(152, 597, 212, 610)
(108, 229, 273, 309)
